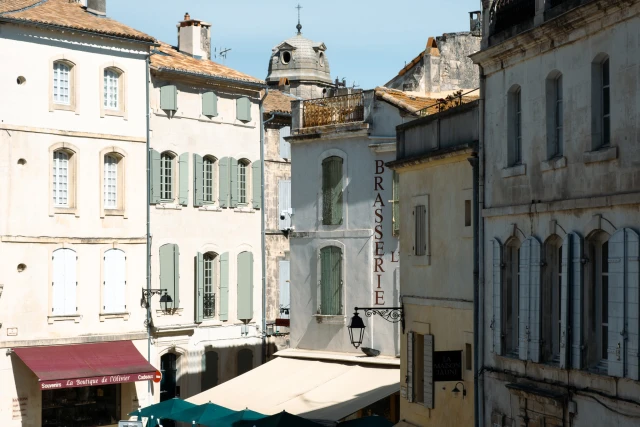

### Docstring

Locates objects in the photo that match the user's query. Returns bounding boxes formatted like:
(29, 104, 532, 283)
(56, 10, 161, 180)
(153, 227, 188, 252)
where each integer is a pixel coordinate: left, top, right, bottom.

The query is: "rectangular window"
(320, 246, 343, 315)
(414, 205, 426, 256)
(160, 153, 173, 201)
(508, 87, 522, 166)
(602, 59, 610, 147)
(555, 76, 563, 156)
(53, 62, 70, 105)
(104, 155, 117, 209)
(600, 241, 609, 361)
(104, 69, 119, 110)
(465, 343, 472, 371)
(322, 156, 343, 225)
(238, 162, 247, 204)
(464, 200, 471, 227)
(53, 151, 69, 207)
(515, 90, 522, 164)
(203, 157, 214, 203)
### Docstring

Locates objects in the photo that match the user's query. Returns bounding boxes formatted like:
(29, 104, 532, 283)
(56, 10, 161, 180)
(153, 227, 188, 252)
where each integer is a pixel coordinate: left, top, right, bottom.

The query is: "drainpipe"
(145, 55, 152, 404)
(260, 88, 276, 365)
(468, 152, 479, 427)
(477, 64, 487, 427)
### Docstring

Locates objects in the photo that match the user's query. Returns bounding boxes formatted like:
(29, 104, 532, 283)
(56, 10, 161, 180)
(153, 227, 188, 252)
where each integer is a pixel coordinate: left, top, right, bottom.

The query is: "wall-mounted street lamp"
(452, 382, 467, 399)
(141, 289, 173, 314)
(347, 306, 404, 349)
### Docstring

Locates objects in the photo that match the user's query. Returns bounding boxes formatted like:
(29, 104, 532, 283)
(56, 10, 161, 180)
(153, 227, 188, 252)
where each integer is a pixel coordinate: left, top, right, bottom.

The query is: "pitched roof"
(151, 42, 264, 86)
(374, 87, 439, 114)
(394, 37, 440, 79)
(263, 90, 299, 114)
(0, 0, 155, 42)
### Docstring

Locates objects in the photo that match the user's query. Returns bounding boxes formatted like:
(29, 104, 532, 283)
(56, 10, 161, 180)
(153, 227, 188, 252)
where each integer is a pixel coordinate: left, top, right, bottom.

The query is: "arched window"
(103, 249, 126, 313)
(203, 156, 216, 203)
(160, 353, 178, 401)
(203, 252, 217, 318)
(546, 72, 563, 159)
(53, 150, 69, 207)
(103, 67, 121, 110)
(319, 245, 343, 315)
(161, 152, 175, 201)
(322, 156, 343, 225)
(507, 86, 522, 166)
(591, 54, 611, 149)
(542, 235, 563, 363)
(52, 248, 76, 315)
(237, 159, 249, 205)
(53, 61, 71, 105)
(585, 231, 610, 370)
(237, 349, 253, 376)
(503, 238, 520, 355)
(201, 351, 218, 391)
(104, 154, 118, 209)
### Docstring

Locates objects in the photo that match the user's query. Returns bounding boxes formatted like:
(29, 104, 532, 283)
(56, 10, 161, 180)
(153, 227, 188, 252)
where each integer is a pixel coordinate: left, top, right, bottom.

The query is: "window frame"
(100, 150, 126, 216)
(237, 158, 251, 206)
(542, 235, 563, 364)
(203, 252, 218, 319)
(503, 237, 521, 356)
(50, 58, 77, 112)
(49, 247, 79, 322)
(321, 156, 344, 226)
(546, 72, 564, 160)
(160, 152, 176, 202)
(590, 54, 611, 151)
(585, 231, 610, 371)
(507, 85, 522, 167)
(202, 155, 217, 204)
(101, 247, 128, 318)
(316, 242, 345, 318)
(49, 143, 78, 216)
(100, 64, 127, 119)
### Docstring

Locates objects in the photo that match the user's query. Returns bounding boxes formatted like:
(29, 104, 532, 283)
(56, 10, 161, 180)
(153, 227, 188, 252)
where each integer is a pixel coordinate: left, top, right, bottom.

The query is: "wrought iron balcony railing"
(416, 88, 479, 117)
(204, 293, 215, 319)
(302, 92, 365, 128)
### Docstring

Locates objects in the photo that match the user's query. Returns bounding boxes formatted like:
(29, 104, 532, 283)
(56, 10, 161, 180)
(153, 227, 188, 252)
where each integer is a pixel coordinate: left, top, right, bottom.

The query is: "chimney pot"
(184, 12, 190, 21)
(86, 0, 106, 16)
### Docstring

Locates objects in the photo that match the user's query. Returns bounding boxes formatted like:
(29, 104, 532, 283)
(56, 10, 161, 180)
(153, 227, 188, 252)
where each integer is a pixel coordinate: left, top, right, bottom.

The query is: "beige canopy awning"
(187, 356, 400, 422)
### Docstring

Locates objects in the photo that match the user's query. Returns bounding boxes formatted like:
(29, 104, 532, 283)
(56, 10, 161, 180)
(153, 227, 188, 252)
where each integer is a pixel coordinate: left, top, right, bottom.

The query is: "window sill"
(541, 156, 567, 172)
(104, 209, 125, 217)
(234, 206, 255, 213)
(102, 109, 126, 119)
(99, 312, 130, 322)
(583, 146, 617, 164)
(501, 163, 526, 178)
(48, 314, 81, 324)
(52, 207, 78, 216)
(313, 315, 345, 325)
(155, 308, 183, 316)
(199, 205, 222, 212)
(155, 203, 182, 210)
(51, 103, 78, 114)
(197, 319, 224, 328)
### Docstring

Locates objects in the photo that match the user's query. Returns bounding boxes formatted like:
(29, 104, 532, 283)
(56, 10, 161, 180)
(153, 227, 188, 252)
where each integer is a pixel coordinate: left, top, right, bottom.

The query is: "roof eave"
(151, 66, 266, 90)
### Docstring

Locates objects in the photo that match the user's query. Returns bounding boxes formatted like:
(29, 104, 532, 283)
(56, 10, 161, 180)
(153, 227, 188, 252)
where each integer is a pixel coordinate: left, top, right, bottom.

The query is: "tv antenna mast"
(213, 47, 232, 63)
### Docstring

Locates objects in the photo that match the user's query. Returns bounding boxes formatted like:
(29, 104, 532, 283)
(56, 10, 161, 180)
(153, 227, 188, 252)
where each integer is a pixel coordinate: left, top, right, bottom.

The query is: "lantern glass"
(159, 292, 173, 313)
(348, 312, 366, 349)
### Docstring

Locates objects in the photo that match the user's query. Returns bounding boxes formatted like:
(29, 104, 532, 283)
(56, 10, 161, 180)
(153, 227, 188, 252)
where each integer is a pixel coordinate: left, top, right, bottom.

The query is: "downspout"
(468, 151, 479, 427)
(477, 64, 487, 427)
(145, 55, 152, 403)
(260, 88, 276, 365)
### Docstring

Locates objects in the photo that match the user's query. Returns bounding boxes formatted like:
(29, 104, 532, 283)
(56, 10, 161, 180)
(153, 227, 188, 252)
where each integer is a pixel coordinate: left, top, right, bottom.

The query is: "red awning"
(13, 341, 158, 390)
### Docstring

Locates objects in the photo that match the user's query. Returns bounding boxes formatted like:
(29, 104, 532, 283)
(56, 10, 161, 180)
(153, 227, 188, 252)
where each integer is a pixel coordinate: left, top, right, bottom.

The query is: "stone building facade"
(472, 0, 640, 425)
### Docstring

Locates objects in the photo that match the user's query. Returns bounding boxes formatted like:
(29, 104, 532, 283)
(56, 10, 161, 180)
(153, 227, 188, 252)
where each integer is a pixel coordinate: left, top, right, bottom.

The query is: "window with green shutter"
(237, 251, 254, 320)
(229, 158, 238, 208)
(218, 157, 230, 208)
(236, 97, 251, 122)
(203, 156, 216, 203)
(160, 152, 175, 201)
(219, 252, 229, 321)
(149, 149, 161, 204)
(251, 161, 261, 209)
(202, 91, 218, 117)
(322, 156, 343, 225)
(178, 153, 189, 206)
(319, 246, 343, 315)
(159, 243, 179, 309)
(237, 160, 248, 205)
(160, 85, 177, 111)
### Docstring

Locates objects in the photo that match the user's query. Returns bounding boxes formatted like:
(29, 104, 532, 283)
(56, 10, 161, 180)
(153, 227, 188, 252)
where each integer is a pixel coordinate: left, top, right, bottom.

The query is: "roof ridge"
(0, 0, 48, 15)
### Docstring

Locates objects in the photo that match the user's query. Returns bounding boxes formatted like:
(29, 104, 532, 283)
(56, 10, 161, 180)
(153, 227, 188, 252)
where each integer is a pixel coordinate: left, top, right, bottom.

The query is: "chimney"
(177, 12, 212, 60)
(86, 0, 106, 16)
(469, 11, 482, 35)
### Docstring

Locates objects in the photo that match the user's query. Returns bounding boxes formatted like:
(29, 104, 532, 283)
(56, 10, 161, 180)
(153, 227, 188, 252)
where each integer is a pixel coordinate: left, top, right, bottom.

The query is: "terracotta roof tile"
(1, 0, 155, 42)
(151, 42, 264, 85)
(375, 87, 439, 114)
(263, 90, 299, 114)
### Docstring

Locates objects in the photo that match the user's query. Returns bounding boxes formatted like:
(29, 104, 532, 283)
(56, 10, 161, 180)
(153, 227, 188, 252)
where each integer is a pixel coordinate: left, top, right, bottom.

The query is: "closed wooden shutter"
(236, 97, 251, 122)
(279, 260, 290, 318)
(559, 234, 571, 369)
(322, 157, 343, 225)
(195, 252, 204, 323)
(492, 239, 503, 355)
(150, 149, 161, 204)
(63, 249, 77, 315)
(218, 157, 229, 208)
(52, 249, 70, 315)
(252, 162, 262, 209)
(230, 158, 238, 208)
(160, 85, 177, 111)
(569, 232, 583, 369)
(320, 246, 342, 315)
(202, 92, 218, 117)
(424, 334, 434, 409)
(406, 332, 415, 403)
(518, 237, 541, 362)
(193, 154, 204, 207)
(237, 251, 254, 320)
(178, 153, 189, 206)
(624, 229, 640, 380)
(278, 180, 292, 230)
(201, 351, 219, 391)
(279, 126, 291, 159)
(518, 238, 531, 361)
(104, 249, 126, 313)
(160, 244, 180, 309)
(219, 252, 229, 321)
(414, 205, 426, 256)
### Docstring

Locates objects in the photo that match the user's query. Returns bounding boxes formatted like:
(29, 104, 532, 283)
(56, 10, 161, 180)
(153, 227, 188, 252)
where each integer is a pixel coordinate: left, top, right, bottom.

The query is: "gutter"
(152, 66, 267, 91)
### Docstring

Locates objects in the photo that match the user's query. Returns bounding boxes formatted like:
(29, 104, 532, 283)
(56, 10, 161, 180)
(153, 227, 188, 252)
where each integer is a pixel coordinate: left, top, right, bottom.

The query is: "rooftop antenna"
(296, 4, 303, 34)
(213, 47, 232, 64)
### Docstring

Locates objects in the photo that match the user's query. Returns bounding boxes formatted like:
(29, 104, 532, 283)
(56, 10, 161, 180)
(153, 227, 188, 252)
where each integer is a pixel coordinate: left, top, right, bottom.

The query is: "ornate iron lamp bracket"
(355, 306, 405, 333)
(141, 288, 167, 307)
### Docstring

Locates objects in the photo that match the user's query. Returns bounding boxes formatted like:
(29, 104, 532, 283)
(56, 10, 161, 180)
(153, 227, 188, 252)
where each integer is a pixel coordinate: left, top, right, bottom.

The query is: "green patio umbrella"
(200, 408, 265, 426)
(129, 398, 196, 421)
(235, 411, 324, 427)
(168, 401, 236, 424)
(338, 416, 393, 427)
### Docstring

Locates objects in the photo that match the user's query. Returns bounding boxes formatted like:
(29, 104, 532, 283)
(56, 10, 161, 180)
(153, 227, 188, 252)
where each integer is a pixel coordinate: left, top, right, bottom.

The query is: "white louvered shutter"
(52, 250, 65, 314)
(279, 126, 291, 159)
(112, 250, 126, 313)
(559, 234, 571, 369)
(423, 334, 434, 409)
(278, 180, 292, 230)
(528, 238, 542, 363)
(492, 239, 503, 355)
(64, 249, 77, 315)
(569, 233, 584, 369)
(407, 332, 415, 403)
(518, 238, 531, 361)
(624, 229, 640, 380)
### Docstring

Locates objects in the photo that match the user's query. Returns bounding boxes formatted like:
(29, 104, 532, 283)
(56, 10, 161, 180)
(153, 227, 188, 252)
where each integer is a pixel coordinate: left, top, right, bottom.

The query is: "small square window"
(465, 200, 471, 227)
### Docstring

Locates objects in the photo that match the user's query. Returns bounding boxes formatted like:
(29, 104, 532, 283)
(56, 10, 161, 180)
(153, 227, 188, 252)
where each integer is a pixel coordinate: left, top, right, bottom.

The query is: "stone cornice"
(471, 0, 637, 74)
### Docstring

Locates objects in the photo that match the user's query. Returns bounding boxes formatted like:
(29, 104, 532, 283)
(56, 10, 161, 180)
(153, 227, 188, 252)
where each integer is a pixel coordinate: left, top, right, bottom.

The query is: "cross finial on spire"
(296, 4, 302, 34)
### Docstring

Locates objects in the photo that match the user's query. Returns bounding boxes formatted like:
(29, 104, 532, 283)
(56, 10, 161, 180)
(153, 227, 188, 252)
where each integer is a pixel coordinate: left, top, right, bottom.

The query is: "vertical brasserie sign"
(373, 160, 399, 305)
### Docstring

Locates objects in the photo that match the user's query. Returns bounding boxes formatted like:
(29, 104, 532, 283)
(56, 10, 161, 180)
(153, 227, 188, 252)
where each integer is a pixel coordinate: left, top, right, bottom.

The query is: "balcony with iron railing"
(416, 89, 480, 117)
(203, 293, 215, 319)
(301, 92, 365, 128)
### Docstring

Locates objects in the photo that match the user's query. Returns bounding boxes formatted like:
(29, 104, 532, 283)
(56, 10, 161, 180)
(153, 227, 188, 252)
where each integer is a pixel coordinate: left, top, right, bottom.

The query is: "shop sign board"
(433, 350, 463, 382)
(40, 372, 157, 390)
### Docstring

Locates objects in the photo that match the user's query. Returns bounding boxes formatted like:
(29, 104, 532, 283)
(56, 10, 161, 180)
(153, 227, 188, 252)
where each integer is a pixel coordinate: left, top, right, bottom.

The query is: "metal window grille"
(160, 153, 173, 200)
(204, 157, 214, 202)
(104, 155, 117, 208)
(53, 151, 69, 207)
(104, 69, 119, 110)
(238, 161, 247, 204)
(53, 62, 70, 105)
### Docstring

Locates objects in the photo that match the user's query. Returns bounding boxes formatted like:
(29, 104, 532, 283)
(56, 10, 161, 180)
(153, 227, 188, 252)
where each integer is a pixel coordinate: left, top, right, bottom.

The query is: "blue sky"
(108, 0, 482, 89)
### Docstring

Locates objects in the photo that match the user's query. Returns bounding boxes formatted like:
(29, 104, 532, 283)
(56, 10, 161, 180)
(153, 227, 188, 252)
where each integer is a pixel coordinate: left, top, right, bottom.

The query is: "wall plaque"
(433, 350, 463, 382)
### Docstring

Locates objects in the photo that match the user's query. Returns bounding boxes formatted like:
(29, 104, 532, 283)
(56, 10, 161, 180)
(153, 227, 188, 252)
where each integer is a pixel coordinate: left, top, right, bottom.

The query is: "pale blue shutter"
(52, 250, 65, 315)
(406, 332, 415, 403)
(179, 153, 189, 206)
(569, 232, 584, 369)
(160, 85, 177, 111)
(278, 180, 292, 230)
(202, 92, 218, 117)
(252, 162, 262, 209)
(150, 149, 161, 204)
(63, 249, 77, 315)
(528, 238, 542, 363)
(624, 229, 640, 380)
(173, 244, 180, 308)
(236, 97, 251, 122)
(279, 126, 291, 159)
(160, 244, 179, 309)
(320, 246, 342, 315)
(518, 238, 531, 361)
(195, 252, 204, 323)
(219, 252, 229, 321)
(218, 157, 229, 208)
(229, 158, 238, 208)
(559, 234, 571, 369)
(237, 252, 254, 320)
(322, 157, 343, 225)
(492, 239, 503, 355)
(193, 154, 204, 207)
(279, 260, 290, 318)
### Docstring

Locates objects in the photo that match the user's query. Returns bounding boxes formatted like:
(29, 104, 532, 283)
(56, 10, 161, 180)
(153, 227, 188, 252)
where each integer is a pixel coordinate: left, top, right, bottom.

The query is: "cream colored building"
(0, 0, 156, 425)
(146, 14, 267, 402)
(388, 101, 479, 427)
